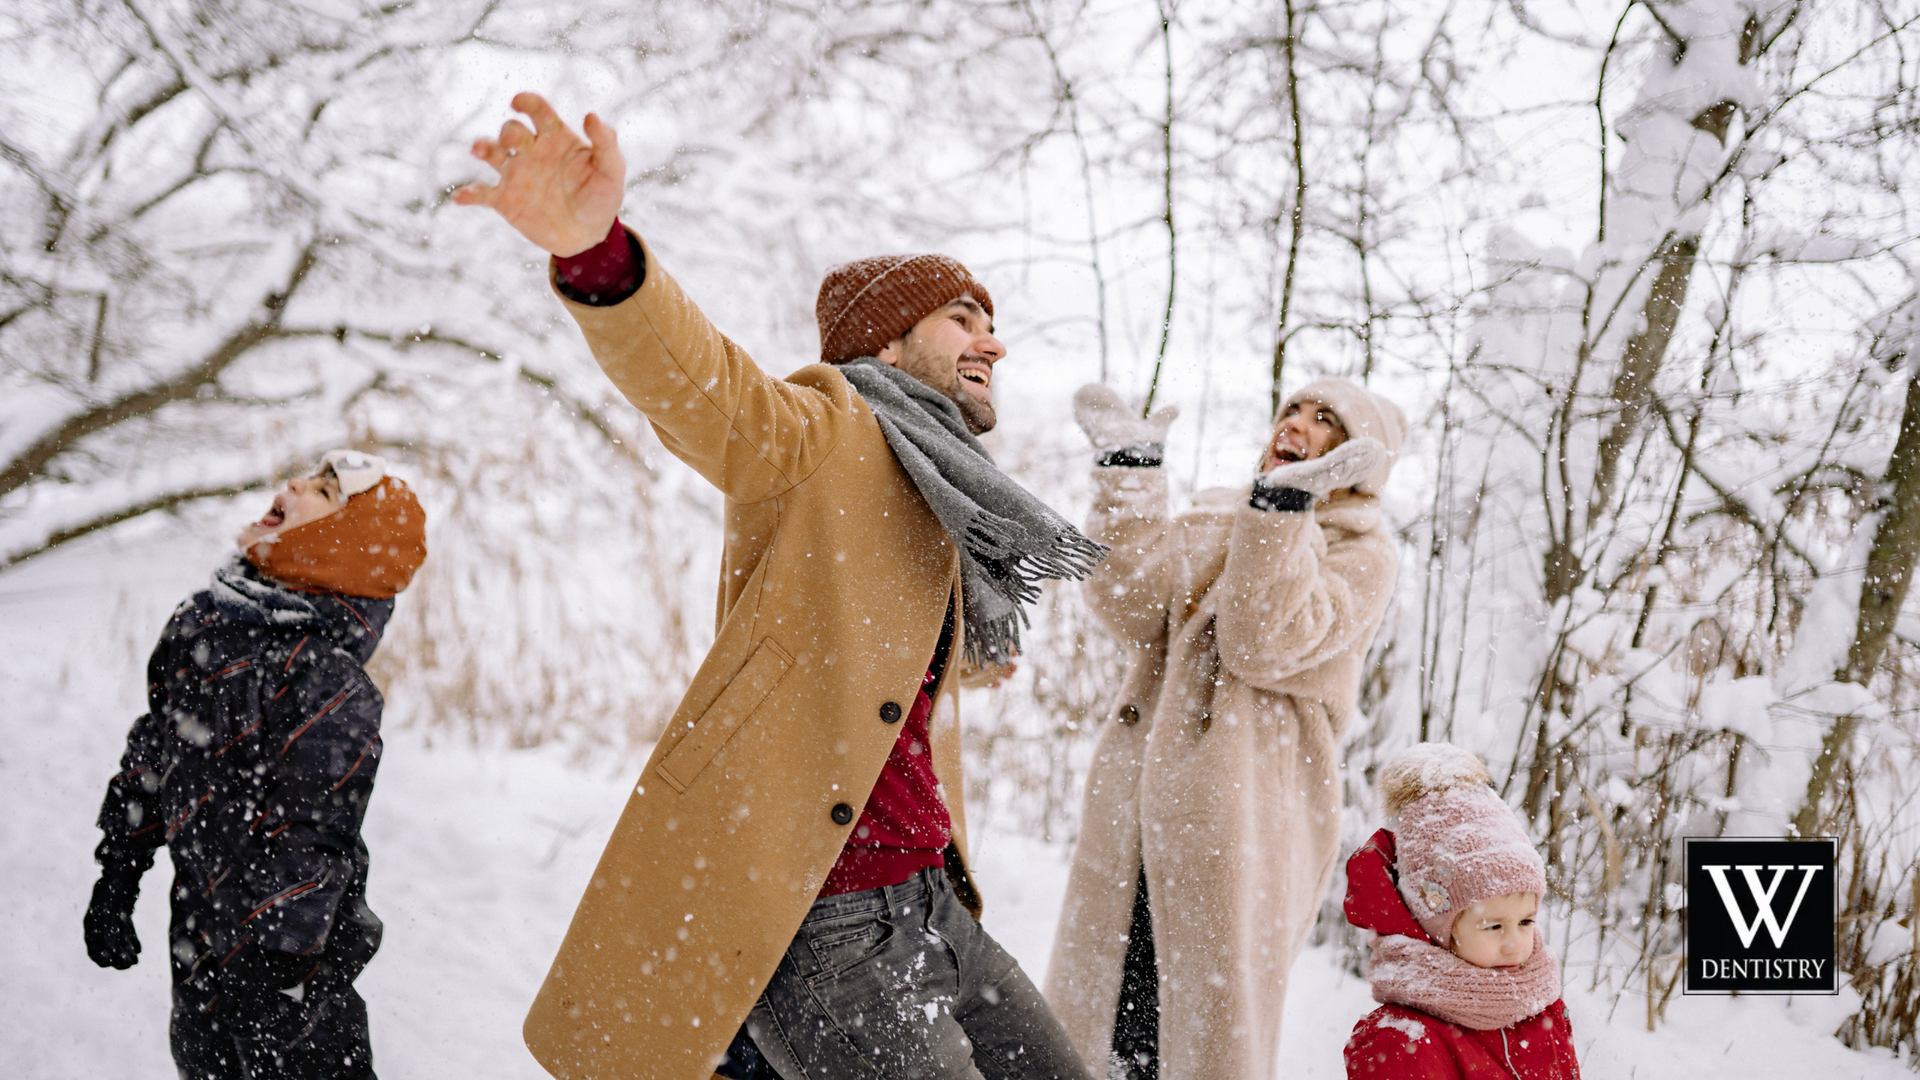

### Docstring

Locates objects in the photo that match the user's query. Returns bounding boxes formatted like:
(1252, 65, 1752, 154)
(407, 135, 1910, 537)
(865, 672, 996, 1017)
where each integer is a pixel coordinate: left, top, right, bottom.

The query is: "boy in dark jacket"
(84, 451, 426, 1080)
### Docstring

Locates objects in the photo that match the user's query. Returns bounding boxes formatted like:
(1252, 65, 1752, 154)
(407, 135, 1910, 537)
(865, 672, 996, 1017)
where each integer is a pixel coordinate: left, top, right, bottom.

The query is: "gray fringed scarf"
(839, 358, 1108, 666)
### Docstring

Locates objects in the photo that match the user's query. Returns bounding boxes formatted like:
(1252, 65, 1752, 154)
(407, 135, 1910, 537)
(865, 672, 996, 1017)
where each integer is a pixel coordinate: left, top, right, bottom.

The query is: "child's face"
(236, 471, 345, 552)
(1449, 892, 1539, 969)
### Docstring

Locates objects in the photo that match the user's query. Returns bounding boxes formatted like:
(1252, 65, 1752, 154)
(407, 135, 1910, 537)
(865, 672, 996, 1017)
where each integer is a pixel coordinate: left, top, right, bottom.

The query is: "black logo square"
(1684, 837, 1837, 995)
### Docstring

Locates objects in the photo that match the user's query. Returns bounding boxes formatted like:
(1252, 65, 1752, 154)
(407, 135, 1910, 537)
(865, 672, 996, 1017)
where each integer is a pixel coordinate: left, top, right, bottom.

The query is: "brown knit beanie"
(815, 254, 994, 363)
(248, 475, 428, 599)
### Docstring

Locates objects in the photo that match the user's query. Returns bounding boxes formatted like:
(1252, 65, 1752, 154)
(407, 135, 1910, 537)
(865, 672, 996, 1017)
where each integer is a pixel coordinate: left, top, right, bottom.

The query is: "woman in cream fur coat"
(1045, 378, 1405, 1080)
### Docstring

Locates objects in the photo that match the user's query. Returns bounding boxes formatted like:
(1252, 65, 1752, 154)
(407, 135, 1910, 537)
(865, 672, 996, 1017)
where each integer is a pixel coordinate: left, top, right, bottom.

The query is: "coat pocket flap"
(656, 639, 794, 793)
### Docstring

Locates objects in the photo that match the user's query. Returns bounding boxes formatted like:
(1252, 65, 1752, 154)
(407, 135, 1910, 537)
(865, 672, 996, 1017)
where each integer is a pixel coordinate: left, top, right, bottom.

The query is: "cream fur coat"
(1044, 465, 1397, 1080)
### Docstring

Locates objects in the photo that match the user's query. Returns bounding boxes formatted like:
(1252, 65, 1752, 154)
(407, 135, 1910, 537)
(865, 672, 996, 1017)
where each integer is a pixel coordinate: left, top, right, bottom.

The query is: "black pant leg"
(168, 931, 377, 1079)
(713, 1023, 777, 1080)
(170, 893, 246, 1080)
(171, 987, 247, 1080)
(231, 980, 376, 1080)
(1111, 865, 1159, 1080)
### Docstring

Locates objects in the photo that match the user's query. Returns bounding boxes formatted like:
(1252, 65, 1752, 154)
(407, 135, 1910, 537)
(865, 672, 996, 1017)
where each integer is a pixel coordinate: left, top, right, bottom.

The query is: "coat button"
(831, 803, 854, 825)
(879, 701, 903, 724)
(1118, 703, 1141, 726)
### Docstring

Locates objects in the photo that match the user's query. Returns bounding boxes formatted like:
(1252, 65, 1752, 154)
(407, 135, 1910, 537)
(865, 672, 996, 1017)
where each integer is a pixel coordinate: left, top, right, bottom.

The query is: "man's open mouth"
(958, 364, 992, 389)
(255, 496, 286, 529)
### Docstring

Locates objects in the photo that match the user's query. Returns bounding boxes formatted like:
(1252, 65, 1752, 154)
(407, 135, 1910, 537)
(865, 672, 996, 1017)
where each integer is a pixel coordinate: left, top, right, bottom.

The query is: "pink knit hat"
(1381, 743, 1547, 947)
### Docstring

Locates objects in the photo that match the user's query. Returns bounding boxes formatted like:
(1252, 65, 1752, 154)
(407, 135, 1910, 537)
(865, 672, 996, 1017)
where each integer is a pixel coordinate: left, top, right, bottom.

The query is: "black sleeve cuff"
(1249, 480, 1313, 512)
(94, 837, 157, 879)
(1097, 445, 1164, 468)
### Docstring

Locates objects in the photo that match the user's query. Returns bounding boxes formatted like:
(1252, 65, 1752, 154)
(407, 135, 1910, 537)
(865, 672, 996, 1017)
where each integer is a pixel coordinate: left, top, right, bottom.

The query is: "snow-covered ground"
(1, 525, 1908, 1077)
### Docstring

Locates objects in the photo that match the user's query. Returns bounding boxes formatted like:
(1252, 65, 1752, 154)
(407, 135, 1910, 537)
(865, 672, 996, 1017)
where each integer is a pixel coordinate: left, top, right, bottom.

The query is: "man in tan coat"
(454, 95, 1098, 1080)
(1044, 380, 1404, 1080)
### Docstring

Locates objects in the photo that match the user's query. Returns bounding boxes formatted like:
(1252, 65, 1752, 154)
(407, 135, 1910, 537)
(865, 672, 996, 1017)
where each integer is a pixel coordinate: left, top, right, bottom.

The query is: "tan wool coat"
(1044, 465, 1397, 1080)
(522, 234, 980, 1080)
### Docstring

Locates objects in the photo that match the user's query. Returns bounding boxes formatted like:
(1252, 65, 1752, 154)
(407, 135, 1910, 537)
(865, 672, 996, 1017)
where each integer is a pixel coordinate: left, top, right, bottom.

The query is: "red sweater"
(557, 224, 954, 897)
(817, 662, 952, 895)
(1342, 830, 1581, 1080)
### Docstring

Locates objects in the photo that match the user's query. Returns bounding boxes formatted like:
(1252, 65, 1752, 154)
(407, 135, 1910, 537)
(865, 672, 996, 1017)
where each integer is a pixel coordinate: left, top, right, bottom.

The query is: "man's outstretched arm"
(455, 94, 848, 503)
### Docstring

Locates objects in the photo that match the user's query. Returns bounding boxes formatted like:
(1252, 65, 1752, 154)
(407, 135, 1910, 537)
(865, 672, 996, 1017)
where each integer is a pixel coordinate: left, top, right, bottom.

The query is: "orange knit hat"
(815, 254, 994, 363)
(247, 475, 427, 598)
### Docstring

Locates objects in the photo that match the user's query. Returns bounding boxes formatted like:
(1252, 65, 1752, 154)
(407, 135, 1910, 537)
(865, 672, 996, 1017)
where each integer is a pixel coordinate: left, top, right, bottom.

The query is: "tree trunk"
(1268, 0, 1307, 420)
(1541, 72, 1735, 607)
(1586, 233, 1701, 526)
(1794, 358, 1920, 837)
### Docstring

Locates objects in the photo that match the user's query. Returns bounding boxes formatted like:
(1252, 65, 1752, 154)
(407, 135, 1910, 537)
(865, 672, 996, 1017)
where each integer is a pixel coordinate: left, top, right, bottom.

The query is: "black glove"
(83, 870, 142, 970)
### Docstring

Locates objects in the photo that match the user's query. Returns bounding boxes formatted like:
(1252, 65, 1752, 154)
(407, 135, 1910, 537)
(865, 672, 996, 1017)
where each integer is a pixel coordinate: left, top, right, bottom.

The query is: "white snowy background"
(5, 0, 1920, 1075)
(2, 531, 1902, 1077)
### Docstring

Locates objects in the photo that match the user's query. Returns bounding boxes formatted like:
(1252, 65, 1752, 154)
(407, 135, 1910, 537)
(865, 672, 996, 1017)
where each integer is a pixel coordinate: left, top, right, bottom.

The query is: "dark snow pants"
(1110, 866, 1160, 1080)
(720, 866, 1087, 1080)
(168, 879, 382, 1080)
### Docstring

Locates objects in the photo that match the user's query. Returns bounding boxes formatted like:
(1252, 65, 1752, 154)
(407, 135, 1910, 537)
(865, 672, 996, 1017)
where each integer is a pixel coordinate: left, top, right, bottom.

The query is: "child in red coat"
(1343, 744, 1580, 1079)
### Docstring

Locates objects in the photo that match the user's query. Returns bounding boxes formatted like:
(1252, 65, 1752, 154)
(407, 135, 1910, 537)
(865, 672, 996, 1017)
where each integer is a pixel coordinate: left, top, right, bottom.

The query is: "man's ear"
(874, 333, 909, 367)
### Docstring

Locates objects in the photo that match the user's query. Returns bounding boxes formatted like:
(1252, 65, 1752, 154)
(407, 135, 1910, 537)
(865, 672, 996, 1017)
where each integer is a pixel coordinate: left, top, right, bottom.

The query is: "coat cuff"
(552, 219, 645, 306)
(1249, 478, 1313, 512)
(1097, 444, 1163, 468)
(93, 837, 155, 880)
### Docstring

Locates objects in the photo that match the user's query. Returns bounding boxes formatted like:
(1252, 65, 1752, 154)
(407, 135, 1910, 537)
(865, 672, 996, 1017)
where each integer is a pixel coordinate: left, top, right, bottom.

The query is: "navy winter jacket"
(95, 560, 393, 959)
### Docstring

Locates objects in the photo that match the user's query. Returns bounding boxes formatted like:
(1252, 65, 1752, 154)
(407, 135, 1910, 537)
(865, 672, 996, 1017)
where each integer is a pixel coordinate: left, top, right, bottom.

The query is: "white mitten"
(1073, 383, 1180, 455)
(1258, 436, 1387, 498)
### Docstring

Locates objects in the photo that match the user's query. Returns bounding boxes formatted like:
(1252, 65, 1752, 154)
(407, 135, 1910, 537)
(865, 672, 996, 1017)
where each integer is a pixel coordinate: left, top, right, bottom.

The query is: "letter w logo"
(1702, 865, 1826, 949)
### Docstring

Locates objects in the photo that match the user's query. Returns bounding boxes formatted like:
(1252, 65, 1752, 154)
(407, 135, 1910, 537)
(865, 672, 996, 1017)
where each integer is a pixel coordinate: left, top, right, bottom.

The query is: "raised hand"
(453, 92, 626, 258)
(1259, 436, 1388, 498)
(1073, 383, 1179, 455)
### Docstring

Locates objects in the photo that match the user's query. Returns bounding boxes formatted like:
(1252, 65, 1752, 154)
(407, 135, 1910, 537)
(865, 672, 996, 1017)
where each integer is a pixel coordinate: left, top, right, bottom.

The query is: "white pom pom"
(1378, 742, 1493, 815)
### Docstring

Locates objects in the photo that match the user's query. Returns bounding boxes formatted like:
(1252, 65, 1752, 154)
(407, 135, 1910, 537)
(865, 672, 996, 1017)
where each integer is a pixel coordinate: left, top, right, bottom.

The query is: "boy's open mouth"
(254, 495, 287, 529)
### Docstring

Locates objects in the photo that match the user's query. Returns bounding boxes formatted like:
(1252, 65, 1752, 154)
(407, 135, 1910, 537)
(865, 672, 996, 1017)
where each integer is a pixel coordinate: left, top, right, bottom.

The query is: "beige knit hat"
(1380, 743, 1547, 948)
(815, 254, 994, 364)
(1282, 378, 1408, 496)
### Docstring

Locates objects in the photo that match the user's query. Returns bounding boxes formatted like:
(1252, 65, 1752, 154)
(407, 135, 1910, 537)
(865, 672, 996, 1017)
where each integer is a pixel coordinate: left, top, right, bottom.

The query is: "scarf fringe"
(840, 360, 1109, 668)
(963, 516, 1108, 605)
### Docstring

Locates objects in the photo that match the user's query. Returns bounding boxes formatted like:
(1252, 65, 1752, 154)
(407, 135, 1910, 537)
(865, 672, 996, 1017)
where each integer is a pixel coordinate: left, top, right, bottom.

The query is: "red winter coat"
(1342, 830, 1581, 1080)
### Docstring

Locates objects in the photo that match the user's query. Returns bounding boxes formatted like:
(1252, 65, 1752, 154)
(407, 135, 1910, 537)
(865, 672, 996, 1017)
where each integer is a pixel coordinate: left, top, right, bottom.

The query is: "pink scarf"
(1367, 931, 1561, 1031)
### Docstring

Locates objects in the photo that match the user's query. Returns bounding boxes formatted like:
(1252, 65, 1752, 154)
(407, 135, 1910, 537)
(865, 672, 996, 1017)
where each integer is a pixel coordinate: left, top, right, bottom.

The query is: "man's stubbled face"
(879, 297, 1004, 436)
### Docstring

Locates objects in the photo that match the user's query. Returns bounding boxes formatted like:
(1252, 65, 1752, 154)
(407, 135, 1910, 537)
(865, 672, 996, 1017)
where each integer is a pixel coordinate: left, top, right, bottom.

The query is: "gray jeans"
(742, 867, 1088, 1080)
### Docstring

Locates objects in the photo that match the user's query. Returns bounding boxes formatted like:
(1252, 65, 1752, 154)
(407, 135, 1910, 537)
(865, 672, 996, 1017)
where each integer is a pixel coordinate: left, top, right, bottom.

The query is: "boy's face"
(1449, 891, 1539, 969)
(236, 471, 345, 552)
